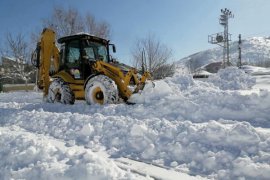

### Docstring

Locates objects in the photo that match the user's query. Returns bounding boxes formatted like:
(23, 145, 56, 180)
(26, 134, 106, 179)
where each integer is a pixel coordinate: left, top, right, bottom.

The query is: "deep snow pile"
(0, 126, 138, 180)
(1, 70, 270, 180)
(208, 67, 256, 90)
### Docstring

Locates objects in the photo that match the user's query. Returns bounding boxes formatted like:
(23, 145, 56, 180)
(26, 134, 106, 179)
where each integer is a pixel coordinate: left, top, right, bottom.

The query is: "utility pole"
(208, 8, 234, 68)
(238, 34, 242, 68)
(141, 48, 146, 73)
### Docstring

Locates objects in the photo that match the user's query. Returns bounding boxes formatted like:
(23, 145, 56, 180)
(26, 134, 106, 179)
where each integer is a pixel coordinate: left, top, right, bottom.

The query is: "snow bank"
(126, 72, 270, 126)
(129, 81, 173, 104)
(166, 73, 195, 91)
(2, 110, 270, 180)
(0, 126, 141, 180)
(208, 67, 256, 90)
(1, 72, 270, 180)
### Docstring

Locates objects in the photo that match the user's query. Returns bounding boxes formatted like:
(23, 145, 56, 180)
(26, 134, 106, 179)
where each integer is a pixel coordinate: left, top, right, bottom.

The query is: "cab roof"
(57, 33, 109, 44)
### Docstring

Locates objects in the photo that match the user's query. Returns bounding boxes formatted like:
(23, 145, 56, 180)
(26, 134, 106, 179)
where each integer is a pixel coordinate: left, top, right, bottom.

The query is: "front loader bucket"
(127, 81, 156, 104)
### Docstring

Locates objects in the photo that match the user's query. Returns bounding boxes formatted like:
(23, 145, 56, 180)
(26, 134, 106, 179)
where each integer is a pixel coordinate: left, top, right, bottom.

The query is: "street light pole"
(220, 8, 234, 67)
(208, 8, 234, 69)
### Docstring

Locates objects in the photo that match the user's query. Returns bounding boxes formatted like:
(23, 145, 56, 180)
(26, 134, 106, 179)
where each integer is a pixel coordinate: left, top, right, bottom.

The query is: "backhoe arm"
(33, 28, 59, 96)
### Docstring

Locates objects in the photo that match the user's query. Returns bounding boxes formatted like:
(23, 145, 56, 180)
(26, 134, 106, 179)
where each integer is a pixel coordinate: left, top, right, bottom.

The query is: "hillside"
(178, 37, 270, 70)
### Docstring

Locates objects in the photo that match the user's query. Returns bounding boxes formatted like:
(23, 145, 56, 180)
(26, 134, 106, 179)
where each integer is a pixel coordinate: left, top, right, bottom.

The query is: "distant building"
(202, 61, 223, 73)
(193, 61, 223, 78)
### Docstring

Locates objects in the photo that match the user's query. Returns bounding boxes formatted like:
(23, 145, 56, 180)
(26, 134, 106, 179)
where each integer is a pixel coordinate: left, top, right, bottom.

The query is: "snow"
(208, 67, 256, 90)
(241, 65, 270, 75)
(115, 157, 203, 180)
(0, 126, 140, 180)
(1, 67, 270, 180)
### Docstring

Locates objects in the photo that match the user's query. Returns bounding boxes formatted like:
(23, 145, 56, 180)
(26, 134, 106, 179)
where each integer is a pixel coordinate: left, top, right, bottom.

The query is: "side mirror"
(109, 44, 116, 53)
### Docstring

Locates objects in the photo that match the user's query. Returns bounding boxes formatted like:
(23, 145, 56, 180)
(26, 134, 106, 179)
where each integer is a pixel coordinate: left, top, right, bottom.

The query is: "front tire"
(47, 78, 75, 104)
(85, 75, 118, 105)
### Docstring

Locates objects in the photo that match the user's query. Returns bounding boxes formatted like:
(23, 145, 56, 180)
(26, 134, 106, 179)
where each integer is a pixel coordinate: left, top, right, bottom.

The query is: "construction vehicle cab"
(57, 34, 114, 80)
(32, 28, 151, 105)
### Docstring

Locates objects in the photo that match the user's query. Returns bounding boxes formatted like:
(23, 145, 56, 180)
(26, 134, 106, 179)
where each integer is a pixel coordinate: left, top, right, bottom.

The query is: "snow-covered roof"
(2, 56, 16, 61)
(241, 65, 270, 75)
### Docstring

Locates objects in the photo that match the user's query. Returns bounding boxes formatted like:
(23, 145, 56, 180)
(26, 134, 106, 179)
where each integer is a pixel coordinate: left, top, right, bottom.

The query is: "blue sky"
(1, 0, 270, 64)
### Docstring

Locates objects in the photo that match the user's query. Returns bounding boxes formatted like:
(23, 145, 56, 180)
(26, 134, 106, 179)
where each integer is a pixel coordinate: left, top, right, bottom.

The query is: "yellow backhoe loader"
(31, 28, 151, 105)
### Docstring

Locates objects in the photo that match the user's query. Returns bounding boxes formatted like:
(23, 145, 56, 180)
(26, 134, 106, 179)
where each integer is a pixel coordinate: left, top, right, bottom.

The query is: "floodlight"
(216, 35, 224, 42)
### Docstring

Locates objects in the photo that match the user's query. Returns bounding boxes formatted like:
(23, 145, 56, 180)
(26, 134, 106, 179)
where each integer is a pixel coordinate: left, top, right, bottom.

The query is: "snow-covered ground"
(0, 67, 270, 180)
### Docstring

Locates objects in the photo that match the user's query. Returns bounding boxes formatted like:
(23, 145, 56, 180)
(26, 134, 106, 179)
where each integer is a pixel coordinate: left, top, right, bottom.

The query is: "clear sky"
(1, 0, 270, 64)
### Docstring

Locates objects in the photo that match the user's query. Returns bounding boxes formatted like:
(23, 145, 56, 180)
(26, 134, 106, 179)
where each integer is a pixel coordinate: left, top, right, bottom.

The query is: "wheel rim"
(92, 87, 104, 104)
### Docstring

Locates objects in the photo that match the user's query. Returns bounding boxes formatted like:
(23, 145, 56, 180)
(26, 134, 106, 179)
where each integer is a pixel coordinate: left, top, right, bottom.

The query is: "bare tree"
(43, 7, 84, 38)
(85, 14, 111, 39)
(5, 33, 28, 59)
(0, 32, 35, 87)
(132, 34, 175, 79)
(43, 7, 111, 39)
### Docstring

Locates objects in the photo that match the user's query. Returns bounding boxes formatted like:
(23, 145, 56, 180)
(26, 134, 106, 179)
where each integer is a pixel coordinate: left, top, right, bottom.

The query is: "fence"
(1, 83, 35, 92)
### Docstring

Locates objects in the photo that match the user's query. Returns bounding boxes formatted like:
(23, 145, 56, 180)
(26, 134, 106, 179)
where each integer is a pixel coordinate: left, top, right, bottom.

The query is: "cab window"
(97, 45, 108, 62)
(66, 40, 80, 67)
(82, 47, 95, 61)
(84, 40, 108, 62)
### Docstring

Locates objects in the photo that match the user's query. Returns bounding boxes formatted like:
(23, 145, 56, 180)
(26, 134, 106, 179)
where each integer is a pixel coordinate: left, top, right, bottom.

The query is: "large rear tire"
(47, 78, 75, 104)
(85, 75, 118, 105)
